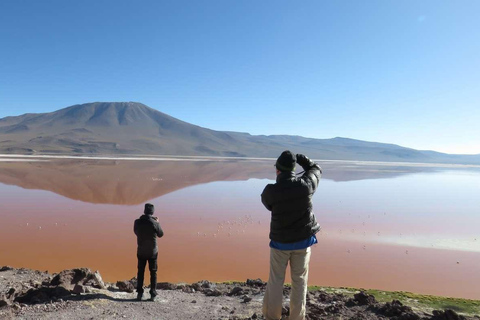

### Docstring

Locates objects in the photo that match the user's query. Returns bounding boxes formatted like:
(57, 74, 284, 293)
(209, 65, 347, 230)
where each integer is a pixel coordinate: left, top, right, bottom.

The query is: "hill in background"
(1, 102, 479, 165)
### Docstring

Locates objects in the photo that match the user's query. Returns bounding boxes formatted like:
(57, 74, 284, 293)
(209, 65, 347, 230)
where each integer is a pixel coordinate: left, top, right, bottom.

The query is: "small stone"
(72, 284, 85, 294)
(191, 300, 197, 303)
(7, 287, 15, 297)
(0, 266, 13, 272)
(156, 282, 176, 290)
(0, 299, 9, 308)
(182, 286, 195, 293)
(354, 291, 376, 305)
(228, 286, 244, 296)
(204, 288, 222, 297)
(116, 280, 135, 293)
(246, 279, 265, 287)
(83, 271, 105, 289)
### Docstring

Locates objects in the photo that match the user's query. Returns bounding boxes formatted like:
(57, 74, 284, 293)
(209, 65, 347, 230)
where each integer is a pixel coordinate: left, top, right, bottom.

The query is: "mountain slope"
(0, 102, 479, 164)
(0, 102, 245, 156)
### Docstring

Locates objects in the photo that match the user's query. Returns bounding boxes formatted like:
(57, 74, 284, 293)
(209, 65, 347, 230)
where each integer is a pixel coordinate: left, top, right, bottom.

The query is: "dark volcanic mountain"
(0, 102, 479, 164)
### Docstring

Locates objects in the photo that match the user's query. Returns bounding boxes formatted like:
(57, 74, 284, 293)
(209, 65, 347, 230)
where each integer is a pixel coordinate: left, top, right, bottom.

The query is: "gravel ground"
(1, 266, 477, 320)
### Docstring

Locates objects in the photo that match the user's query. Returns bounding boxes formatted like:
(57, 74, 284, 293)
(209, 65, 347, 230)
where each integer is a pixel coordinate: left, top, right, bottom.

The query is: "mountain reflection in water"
(0, 159, 453, 204)
(0, 158, 479, 299)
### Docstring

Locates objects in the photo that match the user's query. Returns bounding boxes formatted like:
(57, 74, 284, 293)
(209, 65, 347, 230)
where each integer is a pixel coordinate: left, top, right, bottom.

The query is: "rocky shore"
(0, 266, 478, 320)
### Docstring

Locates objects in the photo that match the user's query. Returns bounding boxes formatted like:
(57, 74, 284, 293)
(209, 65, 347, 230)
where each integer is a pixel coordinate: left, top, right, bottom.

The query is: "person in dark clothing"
(133, 203, 164, 301)
(261, 151, 322, 320)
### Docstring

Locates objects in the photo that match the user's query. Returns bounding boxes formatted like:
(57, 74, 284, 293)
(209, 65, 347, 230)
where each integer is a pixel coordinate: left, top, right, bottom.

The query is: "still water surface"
(0, 158, 479, 299)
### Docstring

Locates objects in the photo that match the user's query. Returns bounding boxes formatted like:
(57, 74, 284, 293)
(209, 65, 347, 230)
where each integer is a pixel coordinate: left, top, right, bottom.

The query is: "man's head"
(275, 150, 296, 173)
(144, 203, 155, 215)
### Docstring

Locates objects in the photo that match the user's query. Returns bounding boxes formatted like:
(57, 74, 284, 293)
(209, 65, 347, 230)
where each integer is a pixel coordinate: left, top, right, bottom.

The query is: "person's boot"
(149, 291, 157, 302)
(136, 292, 143, 301)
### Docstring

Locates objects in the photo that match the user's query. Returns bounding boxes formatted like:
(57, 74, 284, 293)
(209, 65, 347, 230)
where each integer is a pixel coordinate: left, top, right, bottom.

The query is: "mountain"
(1, 102, 479, 164)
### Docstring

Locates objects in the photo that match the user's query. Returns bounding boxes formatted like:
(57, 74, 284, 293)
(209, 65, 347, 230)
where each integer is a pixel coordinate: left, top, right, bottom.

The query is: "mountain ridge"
(1, 102, 479, 164)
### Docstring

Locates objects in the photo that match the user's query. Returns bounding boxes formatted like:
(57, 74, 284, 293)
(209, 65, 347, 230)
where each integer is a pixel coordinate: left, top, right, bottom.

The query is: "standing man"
(134, 203, 164, 301)
(261, 151, 322, 320)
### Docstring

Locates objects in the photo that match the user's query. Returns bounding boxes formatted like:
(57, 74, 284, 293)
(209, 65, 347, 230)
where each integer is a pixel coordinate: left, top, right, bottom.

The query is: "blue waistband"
(270, 235, 318, 250)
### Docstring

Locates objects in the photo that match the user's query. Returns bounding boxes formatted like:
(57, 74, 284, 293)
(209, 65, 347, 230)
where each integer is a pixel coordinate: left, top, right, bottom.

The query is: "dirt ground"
(0, 266, 477, 320)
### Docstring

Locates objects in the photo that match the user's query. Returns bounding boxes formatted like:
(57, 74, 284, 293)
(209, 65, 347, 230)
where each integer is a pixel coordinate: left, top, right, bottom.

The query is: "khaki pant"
(262, 247, 311, 320)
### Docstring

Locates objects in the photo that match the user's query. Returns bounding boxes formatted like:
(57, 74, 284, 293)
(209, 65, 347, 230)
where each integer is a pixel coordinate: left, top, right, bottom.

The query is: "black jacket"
(261, 158, 321, 243)
(134, 214, 164, 258)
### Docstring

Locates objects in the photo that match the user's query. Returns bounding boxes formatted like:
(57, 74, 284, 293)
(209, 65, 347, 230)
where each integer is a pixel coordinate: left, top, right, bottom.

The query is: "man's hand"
(296, 154, 311, 167)
(153, 216, 159, 221)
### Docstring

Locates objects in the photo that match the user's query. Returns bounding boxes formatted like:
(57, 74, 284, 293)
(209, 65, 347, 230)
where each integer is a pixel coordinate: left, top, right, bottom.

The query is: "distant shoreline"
(1, 153, 480, 168)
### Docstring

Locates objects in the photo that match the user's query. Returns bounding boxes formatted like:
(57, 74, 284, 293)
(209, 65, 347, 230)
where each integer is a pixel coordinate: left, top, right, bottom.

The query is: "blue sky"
(1, 0, 479, 154)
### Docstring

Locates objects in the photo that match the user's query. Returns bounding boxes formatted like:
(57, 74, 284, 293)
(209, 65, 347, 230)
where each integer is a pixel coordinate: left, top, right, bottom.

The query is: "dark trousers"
(137, 253, 158, 296)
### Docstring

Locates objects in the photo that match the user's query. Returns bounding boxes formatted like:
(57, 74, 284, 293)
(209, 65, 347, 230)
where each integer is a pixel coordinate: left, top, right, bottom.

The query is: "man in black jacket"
(261, 151, 322, 320)
(134, 203, 164, 301)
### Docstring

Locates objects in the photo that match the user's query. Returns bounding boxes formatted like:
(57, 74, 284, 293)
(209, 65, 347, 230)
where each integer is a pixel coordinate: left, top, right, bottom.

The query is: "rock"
(246, 279, 265, 287)
(50, 268, 91, 289)
(0, 266, 13, 272)
(7, 287, 16, 298)
(72, 284, 85, 294)
(325, 303, 347, 314)
(228, 286, 244, 296)
(17, 268, 29, 275)
(348, 312, 372, 320)
(192, 283, 202, 291)
(11, 302, 21, 311)
(204, 288, 222, 297)
(378, 300, 420, 320)
(83, 270, 105, 289)
(55, 285, 72, 297)
(116, 280, 135, 293)
(129, 277, 138, 288)
(242, 296, 252, 303)
(353, 291, 376, 305)
(0, 294, 11, 308)
(182, 286, 195, 293)
(200, 280, 215, 289)
(192, 280, 215, 292)
(307, 298, 317, 306)
(191, 300, 197, 303)
(15, 286, 71, 304)
(431, 309, 466, 320)
(156, 282, 177, 290)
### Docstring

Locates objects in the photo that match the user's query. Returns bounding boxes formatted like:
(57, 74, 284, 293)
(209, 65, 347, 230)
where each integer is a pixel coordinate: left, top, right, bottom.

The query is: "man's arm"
(154, 220, 164, 238)
(297, 154, 322, 193)
(261, 185, 273, 211)
(133, 220, 139, 236)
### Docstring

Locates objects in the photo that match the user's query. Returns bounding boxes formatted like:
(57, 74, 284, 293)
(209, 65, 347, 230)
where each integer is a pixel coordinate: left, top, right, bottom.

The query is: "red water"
(0, 159, 479, 299)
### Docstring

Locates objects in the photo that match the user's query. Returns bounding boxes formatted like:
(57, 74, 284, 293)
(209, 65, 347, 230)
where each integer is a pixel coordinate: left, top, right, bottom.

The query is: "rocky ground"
(0, 266, 478, 320)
